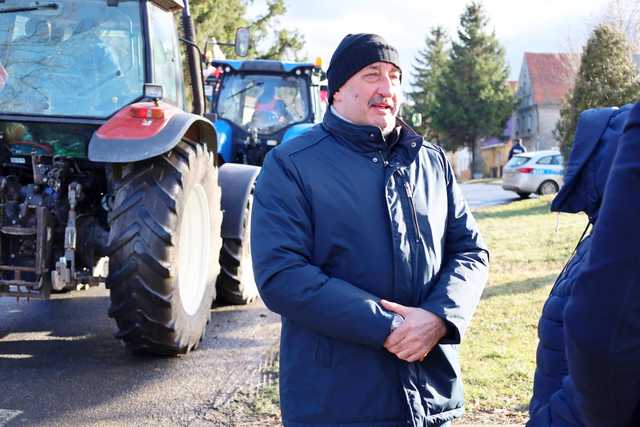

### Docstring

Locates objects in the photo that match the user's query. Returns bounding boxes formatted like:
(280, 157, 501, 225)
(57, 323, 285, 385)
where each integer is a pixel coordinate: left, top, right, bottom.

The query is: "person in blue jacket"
(251, 33, 489, 427)
(527, 104, 633, 426)
(508, 138, 527, 160)
(562, 101, 640, 427)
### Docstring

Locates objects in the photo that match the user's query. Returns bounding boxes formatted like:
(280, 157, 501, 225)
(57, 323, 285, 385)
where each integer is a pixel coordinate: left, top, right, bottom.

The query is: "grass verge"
(459, 196, 586, 424)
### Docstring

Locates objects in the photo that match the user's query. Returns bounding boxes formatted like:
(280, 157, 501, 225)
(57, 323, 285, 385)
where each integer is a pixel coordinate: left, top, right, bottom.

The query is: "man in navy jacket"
(251, 33, 489, 427)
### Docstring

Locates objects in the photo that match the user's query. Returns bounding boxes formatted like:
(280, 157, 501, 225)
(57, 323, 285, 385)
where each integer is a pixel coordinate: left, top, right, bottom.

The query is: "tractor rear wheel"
(106, 141, 222, 355)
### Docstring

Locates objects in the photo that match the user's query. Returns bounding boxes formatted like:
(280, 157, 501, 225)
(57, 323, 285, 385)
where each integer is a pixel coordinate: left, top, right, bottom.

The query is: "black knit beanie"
(327, 33, 401, 104)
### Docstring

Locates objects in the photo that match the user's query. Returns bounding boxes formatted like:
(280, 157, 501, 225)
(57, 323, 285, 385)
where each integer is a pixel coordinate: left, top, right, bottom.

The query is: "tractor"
(205, 58, 327, 166)
(0, 0, 259, 355)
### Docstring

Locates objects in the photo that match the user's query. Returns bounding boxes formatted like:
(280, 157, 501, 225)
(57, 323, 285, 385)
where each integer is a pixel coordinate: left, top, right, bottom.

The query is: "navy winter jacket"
(527, 104, 634, 427)
(563, 101, 640, 427)
(251, 109, 489, 427)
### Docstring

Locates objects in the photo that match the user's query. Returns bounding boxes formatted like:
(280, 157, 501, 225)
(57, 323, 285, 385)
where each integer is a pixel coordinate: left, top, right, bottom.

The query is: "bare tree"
(600, 0, 640, 51)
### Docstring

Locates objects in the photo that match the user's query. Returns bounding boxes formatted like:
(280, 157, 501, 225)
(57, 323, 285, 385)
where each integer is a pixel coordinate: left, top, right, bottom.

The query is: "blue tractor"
(205, 59, 327, 166)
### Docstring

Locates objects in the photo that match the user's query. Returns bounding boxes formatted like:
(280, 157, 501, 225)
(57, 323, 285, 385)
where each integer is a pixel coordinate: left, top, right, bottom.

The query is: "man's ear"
(332, 88, 343, 104)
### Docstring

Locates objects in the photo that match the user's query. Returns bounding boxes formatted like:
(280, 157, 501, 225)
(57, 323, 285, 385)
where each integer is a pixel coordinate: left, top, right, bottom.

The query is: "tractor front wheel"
(216, 190, 258, 305)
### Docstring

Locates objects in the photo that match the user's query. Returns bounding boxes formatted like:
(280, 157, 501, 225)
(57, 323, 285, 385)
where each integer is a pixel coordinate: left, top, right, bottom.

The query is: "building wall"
(528, 106, 561, 151)
(516, 102, 562, 151)
(481, 142, 512, 177)
(446, 147, 472, 181)
(515, 105, 536, 141)
(515, 63, 536, 143)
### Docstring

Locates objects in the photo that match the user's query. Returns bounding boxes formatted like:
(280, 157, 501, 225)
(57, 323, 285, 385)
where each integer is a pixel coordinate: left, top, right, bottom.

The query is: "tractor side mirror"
(235, 28, 250, 57)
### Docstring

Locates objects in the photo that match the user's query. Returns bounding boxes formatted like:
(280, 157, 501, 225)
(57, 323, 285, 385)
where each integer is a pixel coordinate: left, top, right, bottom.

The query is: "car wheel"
(538, 180, 559, 195)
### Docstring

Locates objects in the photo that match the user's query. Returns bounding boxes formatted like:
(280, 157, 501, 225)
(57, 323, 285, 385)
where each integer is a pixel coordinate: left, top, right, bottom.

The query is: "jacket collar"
(321, 107, 423, 165)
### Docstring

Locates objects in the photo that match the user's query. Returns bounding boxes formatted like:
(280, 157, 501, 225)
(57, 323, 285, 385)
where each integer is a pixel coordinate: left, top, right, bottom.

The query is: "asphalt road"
(460, 182, 521, 209)
(0, 287, 280, 427)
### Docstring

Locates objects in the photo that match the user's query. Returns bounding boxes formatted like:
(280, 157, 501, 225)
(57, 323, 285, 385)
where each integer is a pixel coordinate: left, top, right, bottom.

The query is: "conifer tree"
(431, 1, 514, 174)
(408, 26, 449, 142)
(556, 24, 640, 159)
(190, 0, 305, 60)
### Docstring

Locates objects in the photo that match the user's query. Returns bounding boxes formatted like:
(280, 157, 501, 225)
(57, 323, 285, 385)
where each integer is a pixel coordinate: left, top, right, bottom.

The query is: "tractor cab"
(0, 0, 151, 118)
(0, 0, 189, 158)
(206, 59, 327, 165)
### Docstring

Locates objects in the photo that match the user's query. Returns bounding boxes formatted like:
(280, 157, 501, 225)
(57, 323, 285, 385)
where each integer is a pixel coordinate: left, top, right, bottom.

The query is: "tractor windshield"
(215, 73, 311, 134)
(0, 0, 144, 118)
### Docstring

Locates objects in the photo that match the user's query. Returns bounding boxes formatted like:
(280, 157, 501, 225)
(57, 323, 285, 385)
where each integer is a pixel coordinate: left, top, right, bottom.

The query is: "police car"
(502, 150, 564, 198)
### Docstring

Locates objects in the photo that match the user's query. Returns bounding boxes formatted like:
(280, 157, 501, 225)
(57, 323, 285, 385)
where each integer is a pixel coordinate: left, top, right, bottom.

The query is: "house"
(515, 53, 575, 151)
(480, 116, 515, 178)
(480, 81, 518, 178)
(446, 148, 472, 181)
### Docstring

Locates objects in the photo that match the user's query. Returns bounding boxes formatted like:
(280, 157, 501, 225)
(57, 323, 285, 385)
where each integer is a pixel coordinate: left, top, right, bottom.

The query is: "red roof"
(524, 53, 575, 105)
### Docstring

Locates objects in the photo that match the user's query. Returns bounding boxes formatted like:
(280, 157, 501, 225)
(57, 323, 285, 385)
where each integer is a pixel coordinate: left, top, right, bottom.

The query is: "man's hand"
(381, 299, 447, 363)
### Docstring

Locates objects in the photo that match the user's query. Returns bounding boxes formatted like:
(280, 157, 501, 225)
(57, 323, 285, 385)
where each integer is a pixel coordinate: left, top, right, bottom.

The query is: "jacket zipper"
(379, 150, 389, 166)
(385, 166, 400, 301)
(404, 181, 422, 244)
(403, 178, 423, 299)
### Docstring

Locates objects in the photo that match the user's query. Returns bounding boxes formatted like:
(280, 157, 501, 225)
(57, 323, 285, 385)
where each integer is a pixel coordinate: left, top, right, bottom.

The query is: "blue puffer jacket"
(527, 104, 633, 426)
(563, 101, 640, 427)
(251, 109, 489, 427)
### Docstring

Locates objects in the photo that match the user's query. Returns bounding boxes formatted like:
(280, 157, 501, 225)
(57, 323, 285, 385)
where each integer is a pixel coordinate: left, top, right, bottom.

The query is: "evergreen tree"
(431, 1, 514, 175)
(247, 0, 306, 60)
(555, 24, 640, 160)
(408, 26, 449, 142)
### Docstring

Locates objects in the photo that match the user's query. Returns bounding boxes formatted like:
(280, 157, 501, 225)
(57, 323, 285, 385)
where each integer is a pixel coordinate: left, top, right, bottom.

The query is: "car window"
(536, 156, 553, 165)
(506, 156, 530, 167)
(551, 155, 563, 165)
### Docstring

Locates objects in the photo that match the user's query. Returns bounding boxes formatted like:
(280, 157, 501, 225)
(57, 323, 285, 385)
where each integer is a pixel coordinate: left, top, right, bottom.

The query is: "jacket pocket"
(314, 335, 333, 367)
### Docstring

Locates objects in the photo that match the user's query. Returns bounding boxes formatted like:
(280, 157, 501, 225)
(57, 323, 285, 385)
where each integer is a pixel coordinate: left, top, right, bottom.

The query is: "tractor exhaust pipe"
(181, 0, 204, 116)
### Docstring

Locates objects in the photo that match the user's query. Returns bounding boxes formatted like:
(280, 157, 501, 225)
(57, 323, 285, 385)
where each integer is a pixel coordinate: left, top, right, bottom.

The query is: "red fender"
(88, 102, 217, 163)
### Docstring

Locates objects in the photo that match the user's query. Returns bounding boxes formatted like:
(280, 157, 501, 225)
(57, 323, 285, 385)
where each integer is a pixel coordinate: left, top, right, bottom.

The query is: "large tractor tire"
(216, 190, 258, 305)
(106, 140, 222, 355)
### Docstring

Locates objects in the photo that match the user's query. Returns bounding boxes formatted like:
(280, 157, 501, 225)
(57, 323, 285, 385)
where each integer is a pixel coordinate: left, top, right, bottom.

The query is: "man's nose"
(377, 74, 395, 98)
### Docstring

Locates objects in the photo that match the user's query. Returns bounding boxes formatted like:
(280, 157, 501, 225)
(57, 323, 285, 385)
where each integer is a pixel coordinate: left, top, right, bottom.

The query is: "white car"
(502, 150, 564, 198)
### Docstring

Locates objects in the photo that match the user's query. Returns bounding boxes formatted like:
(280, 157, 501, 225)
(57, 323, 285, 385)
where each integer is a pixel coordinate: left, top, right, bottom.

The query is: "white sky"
(248, 0, 614, 89)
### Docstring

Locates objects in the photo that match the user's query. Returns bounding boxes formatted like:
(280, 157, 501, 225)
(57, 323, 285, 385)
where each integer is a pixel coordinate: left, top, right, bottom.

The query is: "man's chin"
(379, 121, 397, 137)
(368, 116, 395, 129)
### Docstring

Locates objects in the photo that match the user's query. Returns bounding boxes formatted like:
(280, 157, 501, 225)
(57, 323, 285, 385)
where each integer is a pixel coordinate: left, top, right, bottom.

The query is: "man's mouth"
(369, 99, 394, 112)
(368, 95, 395, 111)
(371, 103, 392, 110)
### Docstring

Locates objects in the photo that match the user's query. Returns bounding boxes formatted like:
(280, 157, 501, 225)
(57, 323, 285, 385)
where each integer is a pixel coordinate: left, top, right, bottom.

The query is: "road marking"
(0, 409, 21, 426)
